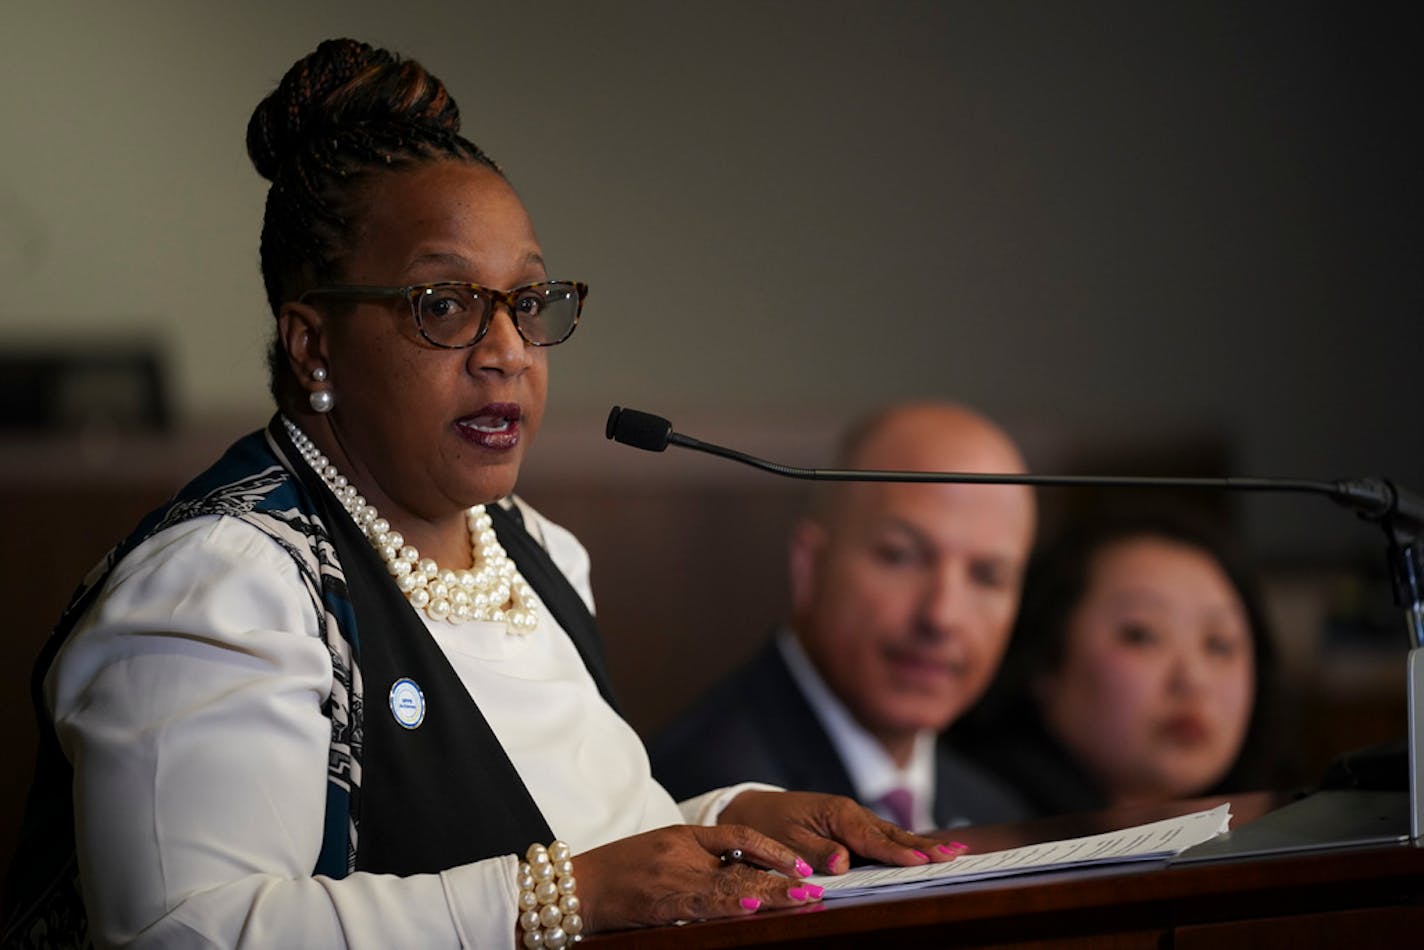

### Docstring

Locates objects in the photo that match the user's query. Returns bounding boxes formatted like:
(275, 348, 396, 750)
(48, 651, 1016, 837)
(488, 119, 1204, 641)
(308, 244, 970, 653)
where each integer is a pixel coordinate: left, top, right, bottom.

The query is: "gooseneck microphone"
(606, 403, 1424, 651)
(605, 405, 1423, 531)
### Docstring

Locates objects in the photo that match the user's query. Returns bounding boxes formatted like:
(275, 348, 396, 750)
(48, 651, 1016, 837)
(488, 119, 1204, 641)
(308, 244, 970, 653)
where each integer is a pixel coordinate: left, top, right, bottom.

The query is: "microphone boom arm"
(675, 429, 1335, 493)
(612, 405, 1422, 642)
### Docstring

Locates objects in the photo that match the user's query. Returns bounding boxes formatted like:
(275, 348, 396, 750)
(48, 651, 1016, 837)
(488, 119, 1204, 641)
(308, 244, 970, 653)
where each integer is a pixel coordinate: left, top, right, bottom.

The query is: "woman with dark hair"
(955, 509, 1281, 817)
(2, 38, 956, 949)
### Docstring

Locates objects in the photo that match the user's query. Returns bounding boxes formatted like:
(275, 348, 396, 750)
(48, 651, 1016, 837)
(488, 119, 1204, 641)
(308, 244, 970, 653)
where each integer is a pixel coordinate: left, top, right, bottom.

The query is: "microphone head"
(606, 406, 673, 452)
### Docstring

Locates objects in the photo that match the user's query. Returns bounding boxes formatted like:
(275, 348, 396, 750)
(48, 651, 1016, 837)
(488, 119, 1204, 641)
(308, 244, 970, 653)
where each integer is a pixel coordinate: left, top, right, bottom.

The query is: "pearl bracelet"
(517, 840, 583, 949)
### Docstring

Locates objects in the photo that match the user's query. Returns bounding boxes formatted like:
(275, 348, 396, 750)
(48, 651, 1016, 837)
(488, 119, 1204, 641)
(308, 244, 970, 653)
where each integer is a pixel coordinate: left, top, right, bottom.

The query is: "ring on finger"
(718, 848, 745, 867)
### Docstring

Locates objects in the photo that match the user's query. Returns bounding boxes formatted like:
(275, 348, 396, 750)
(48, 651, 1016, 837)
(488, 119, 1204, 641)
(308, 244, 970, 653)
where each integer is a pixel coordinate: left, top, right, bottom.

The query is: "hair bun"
(246, 37, 462, 181)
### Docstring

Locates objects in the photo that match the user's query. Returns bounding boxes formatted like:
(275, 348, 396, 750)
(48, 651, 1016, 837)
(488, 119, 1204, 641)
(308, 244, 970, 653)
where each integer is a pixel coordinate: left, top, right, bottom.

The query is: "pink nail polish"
(912, 850, 929, 861)
(949, 841, 969, 851)
(935, 844, 955, 855)
(827, 853, 842, 870)
(740, 897, 761, 911)
(794, 857, 813, 877)
(788, 886, 809, 901)
(806, 884, 824, 899)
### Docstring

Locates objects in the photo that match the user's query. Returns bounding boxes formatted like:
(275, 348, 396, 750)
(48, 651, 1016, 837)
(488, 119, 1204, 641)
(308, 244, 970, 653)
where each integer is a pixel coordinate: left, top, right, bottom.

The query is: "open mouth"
(466, 417, 513, 433)
(455, 403, 522, 450)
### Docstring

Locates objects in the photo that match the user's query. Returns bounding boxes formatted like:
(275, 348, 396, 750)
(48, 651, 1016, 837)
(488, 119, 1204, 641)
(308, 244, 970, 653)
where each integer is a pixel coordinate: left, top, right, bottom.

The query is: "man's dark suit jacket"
(647, 637, 1029, 828)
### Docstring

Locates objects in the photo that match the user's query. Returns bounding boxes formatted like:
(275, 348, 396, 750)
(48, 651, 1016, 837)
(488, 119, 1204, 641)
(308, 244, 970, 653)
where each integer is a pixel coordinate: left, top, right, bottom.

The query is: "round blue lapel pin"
(388, 677, 426, 729)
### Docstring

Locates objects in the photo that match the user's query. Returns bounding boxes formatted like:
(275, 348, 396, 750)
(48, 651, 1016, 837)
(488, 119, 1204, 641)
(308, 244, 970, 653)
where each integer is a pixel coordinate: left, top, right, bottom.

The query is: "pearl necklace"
(281, 416, 540, 633)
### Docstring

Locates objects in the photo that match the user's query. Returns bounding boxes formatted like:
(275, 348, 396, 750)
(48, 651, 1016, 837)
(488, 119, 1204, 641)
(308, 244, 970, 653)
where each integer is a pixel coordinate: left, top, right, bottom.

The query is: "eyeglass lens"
(415, 283, 580, 347)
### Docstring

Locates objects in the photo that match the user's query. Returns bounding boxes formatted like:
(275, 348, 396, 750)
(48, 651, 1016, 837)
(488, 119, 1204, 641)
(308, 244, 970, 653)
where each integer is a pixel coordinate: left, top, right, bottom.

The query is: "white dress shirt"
(46, 501, 748, 949)
(775, 630, 937, 832)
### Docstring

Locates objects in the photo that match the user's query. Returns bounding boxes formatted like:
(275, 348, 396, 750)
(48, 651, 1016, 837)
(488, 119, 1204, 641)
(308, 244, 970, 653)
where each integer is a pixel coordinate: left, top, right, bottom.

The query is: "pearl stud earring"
(309, 366, 334, 413)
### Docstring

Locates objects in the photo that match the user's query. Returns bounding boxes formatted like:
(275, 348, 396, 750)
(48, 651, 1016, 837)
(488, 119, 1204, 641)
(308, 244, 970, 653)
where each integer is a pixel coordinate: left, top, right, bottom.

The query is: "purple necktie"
(879, 787, 916, 829)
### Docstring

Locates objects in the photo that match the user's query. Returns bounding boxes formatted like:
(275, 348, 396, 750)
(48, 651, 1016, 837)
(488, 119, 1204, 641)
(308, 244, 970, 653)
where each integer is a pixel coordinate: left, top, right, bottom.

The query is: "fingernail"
(935, 844, 956, 855)
(806, 884, 824, 899)
(828, 853, 842, 870)
(949, 841, 971, 853)
(788, 886, 809, 901)
(740, 897, 762, 911)
(912, 850, 929, 861)
(794, 857, 813, 877)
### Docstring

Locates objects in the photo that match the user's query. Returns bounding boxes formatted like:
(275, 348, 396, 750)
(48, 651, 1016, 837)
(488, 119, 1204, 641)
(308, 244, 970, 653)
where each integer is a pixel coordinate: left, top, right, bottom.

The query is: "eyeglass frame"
(298, 279, 588, 349)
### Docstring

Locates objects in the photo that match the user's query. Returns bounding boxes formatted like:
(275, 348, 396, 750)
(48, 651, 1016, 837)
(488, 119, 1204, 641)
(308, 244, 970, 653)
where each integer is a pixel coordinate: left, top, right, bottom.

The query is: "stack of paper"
(812, 803, 1232, 899)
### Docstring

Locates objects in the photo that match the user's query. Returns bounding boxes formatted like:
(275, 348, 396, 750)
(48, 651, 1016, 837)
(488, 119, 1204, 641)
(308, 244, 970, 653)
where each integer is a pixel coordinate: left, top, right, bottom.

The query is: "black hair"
(245, 38, 501, 403)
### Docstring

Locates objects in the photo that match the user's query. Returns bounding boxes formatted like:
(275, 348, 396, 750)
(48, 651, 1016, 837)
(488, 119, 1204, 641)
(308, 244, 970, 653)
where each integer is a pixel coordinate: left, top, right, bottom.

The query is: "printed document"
(811, 803, 1232, 898)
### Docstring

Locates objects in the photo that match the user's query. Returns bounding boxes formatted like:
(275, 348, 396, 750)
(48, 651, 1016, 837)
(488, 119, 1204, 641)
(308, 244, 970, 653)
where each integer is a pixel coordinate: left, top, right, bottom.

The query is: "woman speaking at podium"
(2, 37, 957, 949)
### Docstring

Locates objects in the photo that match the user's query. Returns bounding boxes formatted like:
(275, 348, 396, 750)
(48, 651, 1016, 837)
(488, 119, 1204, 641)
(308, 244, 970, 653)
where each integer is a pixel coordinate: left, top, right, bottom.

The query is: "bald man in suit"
(649, 402, 1036, 830)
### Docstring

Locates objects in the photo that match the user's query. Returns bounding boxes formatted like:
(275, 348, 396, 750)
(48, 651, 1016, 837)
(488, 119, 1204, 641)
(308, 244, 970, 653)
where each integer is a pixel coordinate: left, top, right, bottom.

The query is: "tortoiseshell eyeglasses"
(300, 280, 587, 348)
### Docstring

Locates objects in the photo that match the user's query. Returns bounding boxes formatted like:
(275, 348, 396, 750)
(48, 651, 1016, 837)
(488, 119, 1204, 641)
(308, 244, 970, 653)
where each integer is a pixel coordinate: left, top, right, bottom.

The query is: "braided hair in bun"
(247, 38, 500, 399)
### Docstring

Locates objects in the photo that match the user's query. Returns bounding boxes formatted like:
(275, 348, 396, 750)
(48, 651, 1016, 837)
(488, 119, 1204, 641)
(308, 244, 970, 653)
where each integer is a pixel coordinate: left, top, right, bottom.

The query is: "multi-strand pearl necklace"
(281, 416, 540, 633)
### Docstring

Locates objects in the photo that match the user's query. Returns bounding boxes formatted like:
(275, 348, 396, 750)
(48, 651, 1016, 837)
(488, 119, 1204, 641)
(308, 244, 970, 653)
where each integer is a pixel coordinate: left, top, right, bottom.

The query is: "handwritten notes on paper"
(811, 803, 1232, 899)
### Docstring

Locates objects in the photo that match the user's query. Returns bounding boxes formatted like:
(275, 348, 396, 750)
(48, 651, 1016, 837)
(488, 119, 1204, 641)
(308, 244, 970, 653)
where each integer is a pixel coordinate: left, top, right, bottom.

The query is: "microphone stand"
(1387, 525, 1424, 840)
(606, 406, 1424, 839)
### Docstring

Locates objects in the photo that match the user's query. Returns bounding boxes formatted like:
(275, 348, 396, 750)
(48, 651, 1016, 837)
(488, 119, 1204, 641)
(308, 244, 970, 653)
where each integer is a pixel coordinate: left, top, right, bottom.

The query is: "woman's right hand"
(570, 823, 824, 932)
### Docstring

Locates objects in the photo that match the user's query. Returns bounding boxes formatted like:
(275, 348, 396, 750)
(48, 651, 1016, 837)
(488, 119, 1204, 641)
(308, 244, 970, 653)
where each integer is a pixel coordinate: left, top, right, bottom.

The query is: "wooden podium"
(583, 791, 1424, 948)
